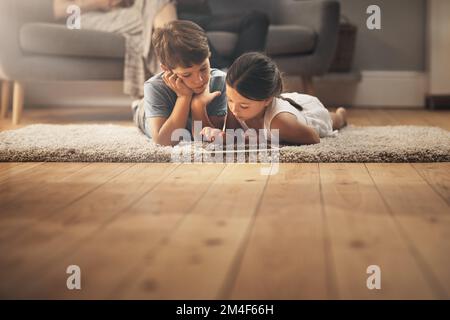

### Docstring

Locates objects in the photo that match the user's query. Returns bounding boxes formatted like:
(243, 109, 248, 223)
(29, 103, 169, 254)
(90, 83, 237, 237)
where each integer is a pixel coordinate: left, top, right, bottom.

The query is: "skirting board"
(24, 71, 427, 109)
(312, 71, 427, 108)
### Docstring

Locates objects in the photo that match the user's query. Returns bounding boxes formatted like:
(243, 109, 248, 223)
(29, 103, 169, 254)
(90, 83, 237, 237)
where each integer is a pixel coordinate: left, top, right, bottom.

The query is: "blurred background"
(0, 0, 449, 126)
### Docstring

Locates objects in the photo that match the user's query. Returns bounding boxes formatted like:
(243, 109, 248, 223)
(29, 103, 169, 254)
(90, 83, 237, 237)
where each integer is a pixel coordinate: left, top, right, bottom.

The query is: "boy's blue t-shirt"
(143, 68, 227, 135)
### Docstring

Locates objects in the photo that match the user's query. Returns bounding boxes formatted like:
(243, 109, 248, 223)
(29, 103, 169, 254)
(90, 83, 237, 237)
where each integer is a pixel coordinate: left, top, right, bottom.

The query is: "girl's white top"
(236, 92, 338, 141)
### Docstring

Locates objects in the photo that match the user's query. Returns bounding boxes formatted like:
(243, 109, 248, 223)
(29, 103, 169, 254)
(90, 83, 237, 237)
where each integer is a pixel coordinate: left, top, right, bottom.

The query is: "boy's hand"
(163, 71, 193, 98)
(200, 127, 225, 142)
(191, 85, 221, 111)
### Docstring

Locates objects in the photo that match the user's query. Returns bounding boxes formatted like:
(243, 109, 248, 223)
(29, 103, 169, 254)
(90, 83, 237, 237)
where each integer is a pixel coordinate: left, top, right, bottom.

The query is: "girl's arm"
(200, 107, 244, 143)
(270, 112, 320, 145)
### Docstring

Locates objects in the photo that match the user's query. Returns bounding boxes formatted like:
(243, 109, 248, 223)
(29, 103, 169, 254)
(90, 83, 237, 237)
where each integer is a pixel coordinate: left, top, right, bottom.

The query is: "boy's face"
(226, 84, 271, 121)
(169, 59, 211, 94)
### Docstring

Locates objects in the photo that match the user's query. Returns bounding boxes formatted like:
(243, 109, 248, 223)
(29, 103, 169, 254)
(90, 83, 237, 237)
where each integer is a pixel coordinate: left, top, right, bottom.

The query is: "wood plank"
(420, 111, 450, 131)
(0, 162, 147, 297)
(229, 163, 329, 299)
(115, 163, 270, 299)
(385, 214, 450, 298)
(0, 163, 123, 241)
(3, 163, 226, 299)
(366, 163, 450, 298)
(0, 163, 89, 208)
(319, 163, 436, 299)
(412, 163, 450, 206)
(366, 164, 449, 217)
(0, 162, 91, 240)
(346, 108, 373, 126)
(0, 162, 45, 183)
(387, 110, 436, 126)
(0, 106, 133, 132)
(366, 109, 397, 126)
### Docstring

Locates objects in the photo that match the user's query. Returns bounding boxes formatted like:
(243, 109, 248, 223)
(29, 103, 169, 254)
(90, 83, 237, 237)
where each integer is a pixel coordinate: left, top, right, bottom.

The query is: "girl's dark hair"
(226, 52, 302, 110)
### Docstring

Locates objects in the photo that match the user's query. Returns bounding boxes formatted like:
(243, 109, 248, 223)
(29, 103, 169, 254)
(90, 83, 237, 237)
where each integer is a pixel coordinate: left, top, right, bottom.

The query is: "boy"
(133, 20, 227, 146)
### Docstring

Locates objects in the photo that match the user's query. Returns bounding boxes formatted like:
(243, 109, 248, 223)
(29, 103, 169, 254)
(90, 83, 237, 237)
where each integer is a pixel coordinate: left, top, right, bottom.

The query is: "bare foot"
(336, 107, 348, 127)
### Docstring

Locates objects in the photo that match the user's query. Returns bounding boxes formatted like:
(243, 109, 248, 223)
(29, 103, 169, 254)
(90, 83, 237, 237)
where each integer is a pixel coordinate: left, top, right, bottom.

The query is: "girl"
(201, 52, 348, 145)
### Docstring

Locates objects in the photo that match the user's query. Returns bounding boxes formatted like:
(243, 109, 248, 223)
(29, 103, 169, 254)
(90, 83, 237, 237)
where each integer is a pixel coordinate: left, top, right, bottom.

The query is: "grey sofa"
(0, 0, 340, 124)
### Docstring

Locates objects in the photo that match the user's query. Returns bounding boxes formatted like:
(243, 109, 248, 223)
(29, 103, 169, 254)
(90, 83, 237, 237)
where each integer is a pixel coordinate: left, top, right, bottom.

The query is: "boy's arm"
(191, 102, 215, 129)
(149, 95, 192, 146)
(148, 72, 194, 146)
(190, 90, 223, 138)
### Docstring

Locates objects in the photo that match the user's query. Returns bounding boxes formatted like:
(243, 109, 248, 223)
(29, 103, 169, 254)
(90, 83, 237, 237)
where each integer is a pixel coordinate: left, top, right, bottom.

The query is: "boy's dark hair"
(152, 20, 210, 69)
(226, 52, 303, 110)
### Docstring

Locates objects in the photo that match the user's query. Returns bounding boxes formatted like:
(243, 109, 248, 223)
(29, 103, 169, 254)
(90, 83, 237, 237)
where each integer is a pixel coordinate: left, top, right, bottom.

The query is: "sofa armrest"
(275, 0, 340, 75)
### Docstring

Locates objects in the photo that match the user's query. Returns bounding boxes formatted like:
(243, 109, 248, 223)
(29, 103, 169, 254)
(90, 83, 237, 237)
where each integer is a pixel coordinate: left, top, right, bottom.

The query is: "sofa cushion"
(20, 23, 237, 60)
(266, 25, 316, 56)
(207, 31, 238, 58)
(20, 23, 126, 59)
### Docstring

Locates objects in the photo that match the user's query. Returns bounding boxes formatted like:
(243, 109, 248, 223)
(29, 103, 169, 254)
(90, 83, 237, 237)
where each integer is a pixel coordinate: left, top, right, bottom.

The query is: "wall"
(313, 0, 428, 107)
(338, 0, 426, 71)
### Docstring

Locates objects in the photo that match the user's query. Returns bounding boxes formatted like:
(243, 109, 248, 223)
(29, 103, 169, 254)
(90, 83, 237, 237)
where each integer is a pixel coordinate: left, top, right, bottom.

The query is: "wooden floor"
(0, 107, 449, 299)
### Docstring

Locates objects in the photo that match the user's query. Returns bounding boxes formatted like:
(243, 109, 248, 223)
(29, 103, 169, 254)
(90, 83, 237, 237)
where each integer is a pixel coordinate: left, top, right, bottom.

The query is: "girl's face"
(226, 84, 271, 121)
(172, 59, 211, 94)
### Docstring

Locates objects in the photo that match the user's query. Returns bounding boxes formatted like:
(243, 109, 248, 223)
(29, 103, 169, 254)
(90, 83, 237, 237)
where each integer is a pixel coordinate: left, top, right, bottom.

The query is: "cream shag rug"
(0, 124, 449, 163)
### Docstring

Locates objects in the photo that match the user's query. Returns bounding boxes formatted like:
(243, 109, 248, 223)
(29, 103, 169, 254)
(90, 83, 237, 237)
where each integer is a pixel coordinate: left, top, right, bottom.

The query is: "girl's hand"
(162, 71, 193, 98)
(200, 127, 225, 142)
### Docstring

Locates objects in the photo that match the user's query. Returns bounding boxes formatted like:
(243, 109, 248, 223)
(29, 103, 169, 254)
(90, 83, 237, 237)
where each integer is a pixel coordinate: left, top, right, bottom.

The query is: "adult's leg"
(154, 2, 177, 29)
(177, 13, 229, 68)
(207, 40, 230, 69)
(177, 13, 211, 29)
(206, 11, 270, 60)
